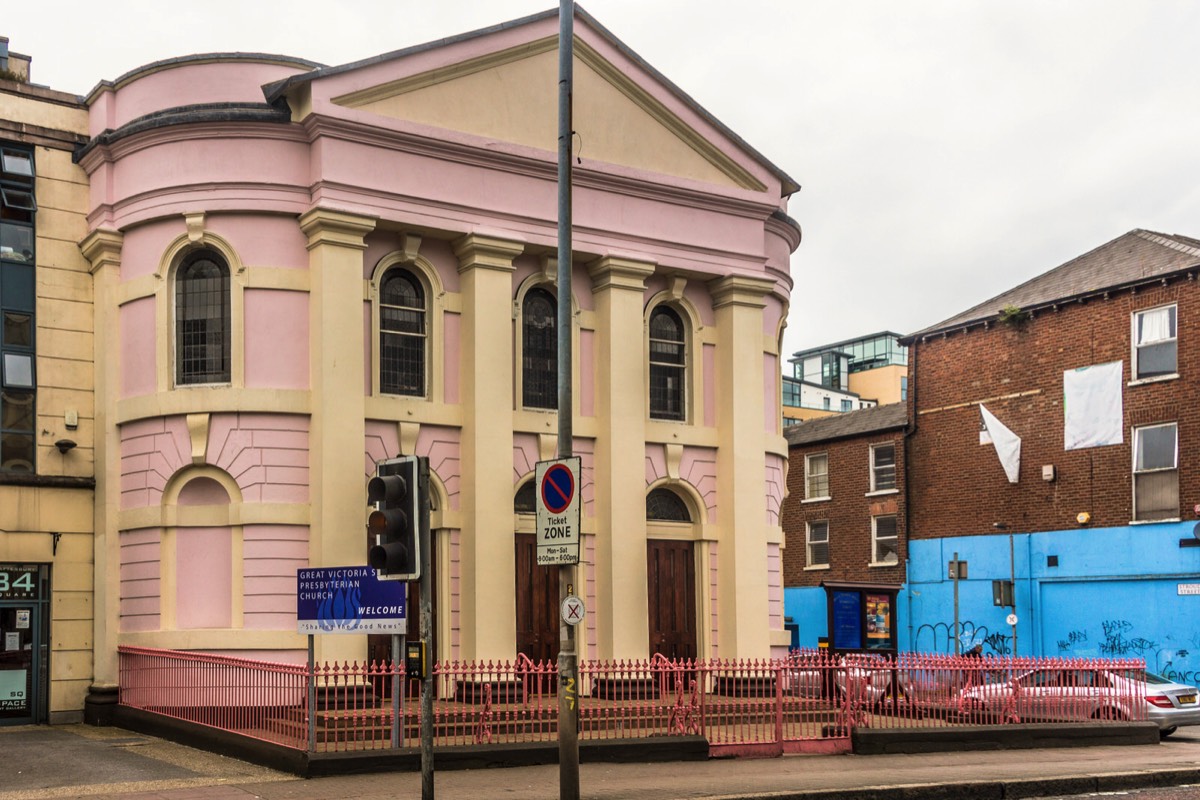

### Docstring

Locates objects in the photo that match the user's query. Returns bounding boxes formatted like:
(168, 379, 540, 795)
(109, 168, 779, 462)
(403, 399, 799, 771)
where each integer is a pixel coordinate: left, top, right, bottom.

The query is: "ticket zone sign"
(536, 457, 581, 566)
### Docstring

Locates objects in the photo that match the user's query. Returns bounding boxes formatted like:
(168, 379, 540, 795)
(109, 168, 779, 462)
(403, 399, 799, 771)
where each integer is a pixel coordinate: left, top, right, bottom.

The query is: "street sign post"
(535, 456, 581, 566)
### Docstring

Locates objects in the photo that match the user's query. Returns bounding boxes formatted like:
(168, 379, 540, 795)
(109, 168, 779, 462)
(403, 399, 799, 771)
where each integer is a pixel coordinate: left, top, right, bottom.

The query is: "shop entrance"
(0, 564, 49, 726)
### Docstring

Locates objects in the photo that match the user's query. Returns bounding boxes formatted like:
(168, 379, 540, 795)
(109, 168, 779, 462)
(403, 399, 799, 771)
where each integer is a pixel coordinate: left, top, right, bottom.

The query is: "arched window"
(646, 487, 691, 522)
(380, 269, 426, 396)
(514, 480, 537, 514)
(649, 305, 686, 421)
(175, 250, 230, 385)
(522, 287, 557, 409)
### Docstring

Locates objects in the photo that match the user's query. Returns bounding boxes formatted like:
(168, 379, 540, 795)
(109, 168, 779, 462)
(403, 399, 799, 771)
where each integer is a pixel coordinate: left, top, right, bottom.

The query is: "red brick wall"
(781, 428, 907, 587)
(908, 279, 1199, 540)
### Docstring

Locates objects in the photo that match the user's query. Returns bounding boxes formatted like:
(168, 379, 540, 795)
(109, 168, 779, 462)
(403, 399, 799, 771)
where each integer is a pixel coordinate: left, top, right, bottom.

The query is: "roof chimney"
(0, 37, 31, 82)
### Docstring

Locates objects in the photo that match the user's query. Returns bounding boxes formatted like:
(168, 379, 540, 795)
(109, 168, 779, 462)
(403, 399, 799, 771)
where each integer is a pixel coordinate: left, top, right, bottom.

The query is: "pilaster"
(453, 233, 523, 660)
(80, 228, 123, 723)
(710, 275, 776, 658)
(588, 256, 655, 659)
(299, 208, 376, 664)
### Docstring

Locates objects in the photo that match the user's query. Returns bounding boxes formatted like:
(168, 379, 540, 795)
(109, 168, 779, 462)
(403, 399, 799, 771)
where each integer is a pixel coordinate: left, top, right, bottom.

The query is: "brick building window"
(872, 515, 898, 564)
(870, 443, 896, 492)
(806, 521, 829, 567)
(805, 453, 829, 500)
(1132, 305, 1177, 380)
(1133, 422, 1178, 521)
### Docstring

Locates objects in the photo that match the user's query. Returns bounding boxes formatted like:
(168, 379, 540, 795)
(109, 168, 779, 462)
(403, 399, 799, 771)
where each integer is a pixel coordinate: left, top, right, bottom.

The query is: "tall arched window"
(380, 268, 426, 396)
(649, 305, 686, 421)
(175, 249, 231, 385)
(522, 287, 557, 409)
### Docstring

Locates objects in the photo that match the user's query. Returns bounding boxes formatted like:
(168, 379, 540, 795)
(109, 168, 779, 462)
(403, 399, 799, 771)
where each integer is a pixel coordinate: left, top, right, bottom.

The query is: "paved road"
(2, 725, 1199, 800)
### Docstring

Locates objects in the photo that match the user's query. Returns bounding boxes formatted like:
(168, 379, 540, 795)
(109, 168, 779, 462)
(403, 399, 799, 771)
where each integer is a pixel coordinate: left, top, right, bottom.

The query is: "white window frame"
(806, 520, 829, 568)
(868, 442, 897, 494)
(1132, 422, 1179, 522)
(1131, 304, 1178, 382)
(871, 514, 899, 566)
(804, 453, 830, 501)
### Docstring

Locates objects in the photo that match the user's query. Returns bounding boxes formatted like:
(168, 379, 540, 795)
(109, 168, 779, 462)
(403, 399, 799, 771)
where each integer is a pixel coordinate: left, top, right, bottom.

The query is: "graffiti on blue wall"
(1056, 620, 1200, 686)
(914, 620, 1012, 655)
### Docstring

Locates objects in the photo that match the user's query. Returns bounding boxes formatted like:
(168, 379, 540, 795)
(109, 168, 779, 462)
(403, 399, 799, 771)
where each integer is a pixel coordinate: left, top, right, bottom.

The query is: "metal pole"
(556, 3, 579, 799)
(307, 635, 316, 752)
(419, 457, 434, 800)
(392, 631, 401, 749)
(1009, 533, 1017, 658)
(952, 551, 960, 655)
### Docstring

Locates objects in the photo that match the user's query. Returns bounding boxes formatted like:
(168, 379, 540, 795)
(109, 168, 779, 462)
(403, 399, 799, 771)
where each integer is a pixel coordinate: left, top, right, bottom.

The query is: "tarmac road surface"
(2, 724, 1199, 800)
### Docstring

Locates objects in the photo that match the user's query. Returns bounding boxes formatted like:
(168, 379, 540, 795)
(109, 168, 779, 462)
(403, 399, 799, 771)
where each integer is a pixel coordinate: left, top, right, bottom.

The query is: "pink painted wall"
(767, 542, 783, 632)
(364, 422, 462, 511)
(765, 454, 785, 528)
(89, 59, 312, 138)
(178, 476, 230, 505)
(579, 328, 594, 418)
(120, 417, 190, 509)
(443, 312, 460, 405)
(763, 353, 778, 434)
(643, 444, 718, 524)
(119, 528, 160, 631)
(176, 526, 233, 629)
(119, 219, 182, 280)
(207, 413, 310, 503)
(709, 540, 719, 659)
(703, 344, 716, 428)
(245, 290, 309, 390)
(119, 297, 157, 398)
(243, 525, 309, 630)
(206, 214, 310, 269)
(448, 529, 461, 659)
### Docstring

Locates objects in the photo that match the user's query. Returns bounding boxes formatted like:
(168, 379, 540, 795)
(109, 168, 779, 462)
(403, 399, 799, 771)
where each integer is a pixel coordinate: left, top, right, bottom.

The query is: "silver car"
(958, 667, 1200, 736)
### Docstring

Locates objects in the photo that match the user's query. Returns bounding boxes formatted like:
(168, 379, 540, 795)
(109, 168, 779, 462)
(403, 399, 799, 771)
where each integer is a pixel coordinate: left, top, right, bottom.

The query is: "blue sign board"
(831, 590, 862, 650)
(297, 567, 406, 634)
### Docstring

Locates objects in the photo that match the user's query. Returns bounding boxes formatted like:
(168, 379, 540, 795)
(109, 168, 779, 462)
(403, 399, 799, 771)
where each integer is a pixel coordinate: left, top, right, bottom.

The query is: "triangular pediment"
(331, 37, 764, 192)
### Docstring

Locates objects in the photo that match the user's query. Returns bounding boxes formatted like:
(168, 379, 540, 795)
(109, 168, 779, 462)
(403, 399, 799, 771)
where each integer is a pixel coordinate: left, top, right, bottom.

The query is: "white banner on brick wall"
(1063, 361, 1124, 450)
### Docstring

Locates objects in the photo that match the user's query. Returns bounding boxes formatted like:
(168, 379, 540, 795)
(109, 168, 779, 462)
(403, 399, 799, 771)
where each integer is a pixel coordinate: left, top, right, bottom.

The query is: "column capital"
(298, 208, 377, 251)
(453, 233, 524, 273)
(588, 256, 655, 292)
(709, 275, 776, 309)
(80, 228, 124, 275)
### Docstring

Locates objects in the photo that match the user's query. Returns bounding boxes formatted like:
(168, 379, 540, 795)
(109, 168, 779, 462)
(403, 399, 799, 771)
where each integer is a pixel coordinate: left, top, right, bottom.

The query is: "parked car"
(782, 653, 906, 708)
(957, 667, 1200, 735)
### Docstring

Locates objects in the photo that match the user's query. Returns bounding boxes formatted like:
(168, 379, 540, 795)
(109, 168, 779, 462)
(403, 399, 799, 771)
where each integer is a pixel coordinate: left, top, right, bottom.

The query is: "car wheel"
(1092, 706, 1128, 722)
(1160, 726, 1177, 739)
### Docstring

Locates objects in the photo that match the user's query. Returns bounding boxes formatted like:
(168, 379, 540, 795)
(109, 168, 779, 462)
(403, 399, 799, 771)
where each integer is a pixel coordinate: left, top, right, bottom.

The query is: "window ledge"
(801, 497, 831, 504)
(1130, 518, 1181, 525)
(1128, 374, 1179, 387)
(865, 489, 899, 498)
(868, 561, 899, 568)
(804, 564, 831, 571)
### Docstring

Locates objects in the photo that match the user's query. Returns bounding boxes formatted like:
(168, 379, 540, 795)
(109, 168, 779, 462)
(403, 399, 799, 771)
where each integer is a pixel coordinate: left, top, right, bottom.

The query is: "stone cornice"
(298, 208, 377, 250)
(709, 275, 776, 309)
(587, 256, 656, 292)
(80, 229, 125, 275)
(453, 233, 524, 273)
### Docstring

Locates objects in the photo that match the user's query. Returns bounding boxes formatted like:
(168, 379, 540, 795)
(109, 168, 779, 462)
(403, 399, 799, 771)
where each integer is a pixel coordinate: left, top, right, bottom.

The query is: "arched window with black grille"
(175, 250, 230, 385)
(649, 305, 686, 421)
(522, 287, 557, 409)
(514, 480, 537, 515)
(380, 268, 426, 396)
(646, 487, 691, 522)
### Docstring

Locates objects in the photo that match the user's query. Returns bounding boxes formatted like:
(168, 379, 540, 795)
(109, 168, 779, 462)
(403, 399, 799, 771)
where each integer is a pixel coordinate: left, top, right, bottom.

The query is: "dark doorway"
(515, 533, 559, 665)
(647, 539, 697, 661)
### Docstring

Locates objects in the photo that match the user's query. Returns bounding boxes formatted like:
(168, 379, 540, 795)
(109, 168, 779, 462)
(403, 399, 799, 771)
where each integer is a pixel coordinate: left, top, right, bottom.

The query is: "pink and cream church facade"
(71, 9, 799, 716)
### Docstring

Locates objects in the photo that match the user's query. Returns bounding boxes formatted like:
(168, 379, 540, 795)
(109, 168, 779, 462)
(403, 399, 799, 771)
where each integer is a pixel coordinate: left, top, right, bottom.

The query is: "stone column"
(80, 228, 123, 724)
(453, 234, 522, 661)
(710, 275, 776, 659)
(588, 257, 655, 659)
(299, 208, 376, 664)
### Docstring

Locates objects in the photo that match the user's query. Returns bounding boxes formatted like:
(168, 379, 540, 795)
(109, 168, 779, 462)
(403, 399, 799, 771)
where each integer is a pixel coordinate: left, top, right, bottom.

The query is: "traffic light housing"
(367, 456, 424, 580)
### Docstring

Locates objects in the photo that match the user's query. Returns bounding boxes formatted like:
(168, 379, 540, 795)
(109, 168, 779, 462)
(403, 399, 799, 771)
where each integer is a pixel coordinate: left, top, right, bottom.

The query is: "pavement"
(1, 724, 1199, 800)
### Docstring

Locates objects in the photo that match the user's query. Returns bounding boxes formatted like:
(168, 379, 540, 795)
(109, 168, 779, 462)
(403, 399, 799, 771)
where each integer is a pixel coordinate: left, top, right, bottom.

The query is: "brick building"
(781, 403, 907, 647)
(784, 229, 1200, 675)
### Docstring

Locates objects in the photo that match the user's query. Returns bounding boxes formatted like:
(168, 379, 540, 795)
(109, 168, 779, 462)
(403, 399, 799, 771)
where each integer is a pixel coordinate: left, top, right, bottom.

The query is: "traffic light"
(367, 456, 423, 580)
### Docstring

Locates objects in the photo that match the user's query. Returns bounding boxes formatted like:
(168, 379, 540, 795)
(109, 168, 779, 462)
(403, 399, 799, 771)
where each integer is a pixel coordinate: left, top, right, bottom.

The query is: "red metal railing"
(117, 647, 1147, 754)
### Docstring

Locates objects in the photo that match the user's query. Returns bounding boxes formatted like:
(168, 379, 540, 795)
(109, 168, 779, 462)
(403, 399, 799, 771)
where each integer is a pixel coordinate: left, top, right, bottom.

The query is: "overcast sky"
(6, 1, 1199, 357)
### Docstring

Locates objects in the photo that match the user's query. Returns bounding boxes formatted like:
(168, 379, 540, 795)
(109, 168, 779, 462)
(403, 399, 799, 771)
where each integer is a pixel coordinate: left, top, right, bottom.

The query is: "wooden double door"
(516, 536, 697, 664)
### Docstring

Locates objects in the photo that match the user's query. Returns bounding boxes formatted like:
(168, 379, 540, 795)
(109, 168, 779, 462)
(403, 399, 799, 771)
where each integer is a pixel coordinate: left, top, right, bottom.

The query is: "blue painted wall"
(785, 521, 1200, 682)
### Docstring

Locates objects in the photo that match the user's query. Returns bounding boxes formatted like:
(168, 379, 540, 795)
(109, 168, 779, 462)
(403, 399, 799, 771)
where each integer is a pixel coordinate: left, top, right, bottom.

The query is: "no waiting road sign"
(535, 456, 581, 566)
